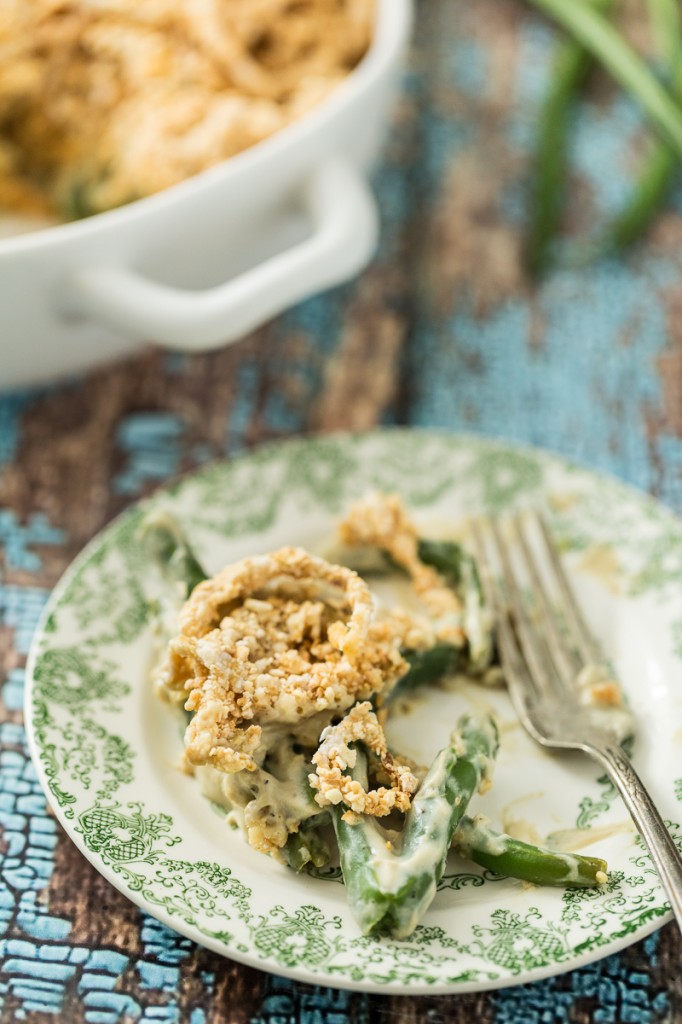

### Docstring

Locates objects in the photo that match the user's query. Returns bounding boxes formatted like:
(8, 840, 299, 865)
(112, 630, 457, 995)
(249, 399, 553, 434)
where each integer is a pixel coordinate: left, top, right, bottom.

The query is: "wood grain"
(2, 0, 682, 1020)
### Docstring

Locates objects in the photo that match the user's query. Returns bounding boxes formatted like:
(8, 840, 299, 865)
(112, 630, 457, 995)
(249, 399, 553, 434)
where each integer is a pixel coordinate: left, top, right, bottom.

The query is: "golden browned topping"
(576, 663, 628, 709)
(338, 492, 467, 646)
(0, 0, 375, 219)
(159, 547, 407, 774)
(310, 700, 418, 816)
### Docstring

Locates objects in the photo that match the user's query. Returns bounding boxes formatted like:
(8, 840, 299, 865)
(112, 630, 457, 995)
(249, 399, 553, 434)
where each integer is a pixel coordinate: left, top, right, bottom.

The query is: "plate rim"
(23, 427, 678, 994)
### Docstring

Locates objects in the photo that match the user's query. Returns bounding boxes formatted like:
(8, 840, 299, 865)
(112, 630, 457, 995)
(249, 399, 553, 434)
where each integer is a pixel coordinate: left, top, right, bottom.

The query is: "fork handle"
(591, 742, 682, 930)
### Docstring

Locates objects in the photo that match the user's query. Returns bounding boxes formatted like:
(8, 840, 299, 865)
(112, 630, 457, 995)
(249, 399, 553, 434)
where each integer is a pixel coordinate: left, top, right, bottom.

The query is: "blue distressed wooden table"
(2, 1, 682, 1020)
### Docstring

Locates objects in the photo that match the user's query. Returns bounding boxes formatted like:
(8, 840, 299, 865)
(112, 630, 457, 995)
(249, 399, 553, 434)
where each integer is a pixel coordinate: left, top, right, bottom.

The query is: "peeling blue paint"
(114, 414, 184, 495)
(0, 394, 31, 468)
(0, 586, 51, 656)
(0, 511, 64, 573)
(490, 937, 668, 1024)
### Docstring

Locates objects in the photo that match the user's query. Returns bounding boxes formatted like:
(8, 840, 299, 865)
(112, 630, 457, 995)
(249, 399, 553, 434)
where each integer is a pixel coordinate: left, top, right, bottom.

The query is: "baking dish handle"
(63, 159, 378, 350)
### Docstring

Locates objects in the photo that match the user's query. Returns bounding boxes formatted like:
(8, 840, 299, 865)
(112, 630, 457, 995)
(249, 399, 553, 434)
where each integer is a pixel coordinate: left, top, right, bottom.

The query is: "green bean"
(391, 644, 460, 699)
(347, 535, 494, 673)
(139, 510, 207, 597)
(453, 815, 608, 888)
(416, 538, 468, 584)
(583, 0, 682, 259)
(648, 0, 682, 66)
(526, 0, 682, 157)
(588, 145, 678, 259)
(331, 749, 393, 932)
(417, 539, 492, 671)
(341, 533, 493, 672)
(283, 816, 333, 873)
(333, 713, 499, 937)
(525, 0, 615, 277)
(387, 714, 499, 936)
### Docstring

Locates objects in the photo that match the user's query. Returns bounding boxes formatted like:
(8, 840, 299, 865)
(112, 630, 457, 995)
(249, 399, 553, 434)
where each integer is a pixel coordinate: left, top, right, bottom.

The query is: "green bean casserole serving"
(142, 493, 611, 939)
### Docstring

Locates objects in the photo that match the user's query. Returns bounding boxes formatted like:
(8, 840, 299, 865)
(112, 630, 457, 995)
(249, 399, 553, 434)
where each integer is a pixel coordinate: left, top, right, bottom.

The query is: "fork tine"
(475, 514, 682, 935)
(535, 511, 603, 666)
(470, 518, 549, 744)
(510, 512, 582, 686)
(486, 517, 564, 704)
(470, 520, 529, 685)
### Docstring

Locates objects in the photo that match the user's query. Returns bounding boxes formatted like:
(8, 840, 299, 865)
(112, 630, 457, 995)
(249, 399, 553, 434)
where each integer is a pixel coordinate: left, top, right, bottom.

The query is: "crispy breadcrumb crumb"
(159, 547, 407, 774)
(338, 493, 467, 647)
(310, 700, 418, 815)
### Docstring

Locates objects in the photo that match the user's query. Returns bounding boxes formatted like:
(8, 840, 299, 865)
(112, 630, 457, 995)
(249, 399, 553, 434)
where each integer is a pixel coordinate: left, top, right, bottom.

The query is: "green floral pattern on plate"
(25, 431, 682, 993)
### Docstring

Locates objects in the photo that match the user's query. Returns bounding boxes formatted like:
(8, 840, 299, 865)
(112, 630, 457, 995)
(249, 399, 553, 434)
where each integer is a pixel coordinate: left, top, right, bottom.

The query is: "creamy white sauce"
(461, 560, 494, 671)
(352, 720, 497, 916)
(547, 820, 636, 852)
(195, 726, 319, 846)
(576, 662, 635, 743)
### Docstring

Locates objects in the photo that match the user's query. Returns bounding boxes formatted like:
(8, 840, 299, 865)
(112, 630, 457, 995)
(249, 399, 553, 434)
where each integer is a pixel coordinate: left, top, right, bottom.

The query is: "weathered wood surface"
(2, 0, 682, 1020)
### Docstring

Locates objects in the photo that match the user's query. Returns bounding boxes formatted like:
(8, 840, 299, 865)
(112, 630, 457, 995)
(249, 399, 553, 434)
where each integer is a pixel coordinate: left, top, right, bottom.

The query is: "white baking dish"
(0, 0, 412, 390)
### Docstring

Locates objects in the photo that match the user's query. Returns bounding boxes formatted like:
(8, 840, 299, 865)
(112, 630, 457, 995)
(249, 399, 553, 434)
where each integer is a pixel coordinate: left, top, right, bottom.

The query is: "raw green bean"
(585, 0, 682, 258)
(524, 0, 682, 266)
(526, 0, 682, 157)
(585, 145, 678, 259)
(525, 0, 615, 277)
(454, 815, 608, 888)
(333, 713, 499, 937)
(648, 0, 682, 66)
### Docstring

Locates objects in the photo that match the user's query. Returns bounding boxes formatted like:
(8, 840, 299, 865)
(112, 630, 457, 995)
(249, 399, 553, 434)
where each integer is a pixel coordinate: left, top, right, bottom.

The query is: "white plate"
(25, 430, 682, 994)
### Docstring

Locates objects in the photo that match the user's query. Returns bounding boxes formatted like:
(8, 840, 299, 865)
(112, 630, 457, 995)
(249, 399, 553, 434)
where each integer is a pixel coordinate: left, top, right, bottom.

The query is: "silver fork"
(471, 510, 682, 931)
